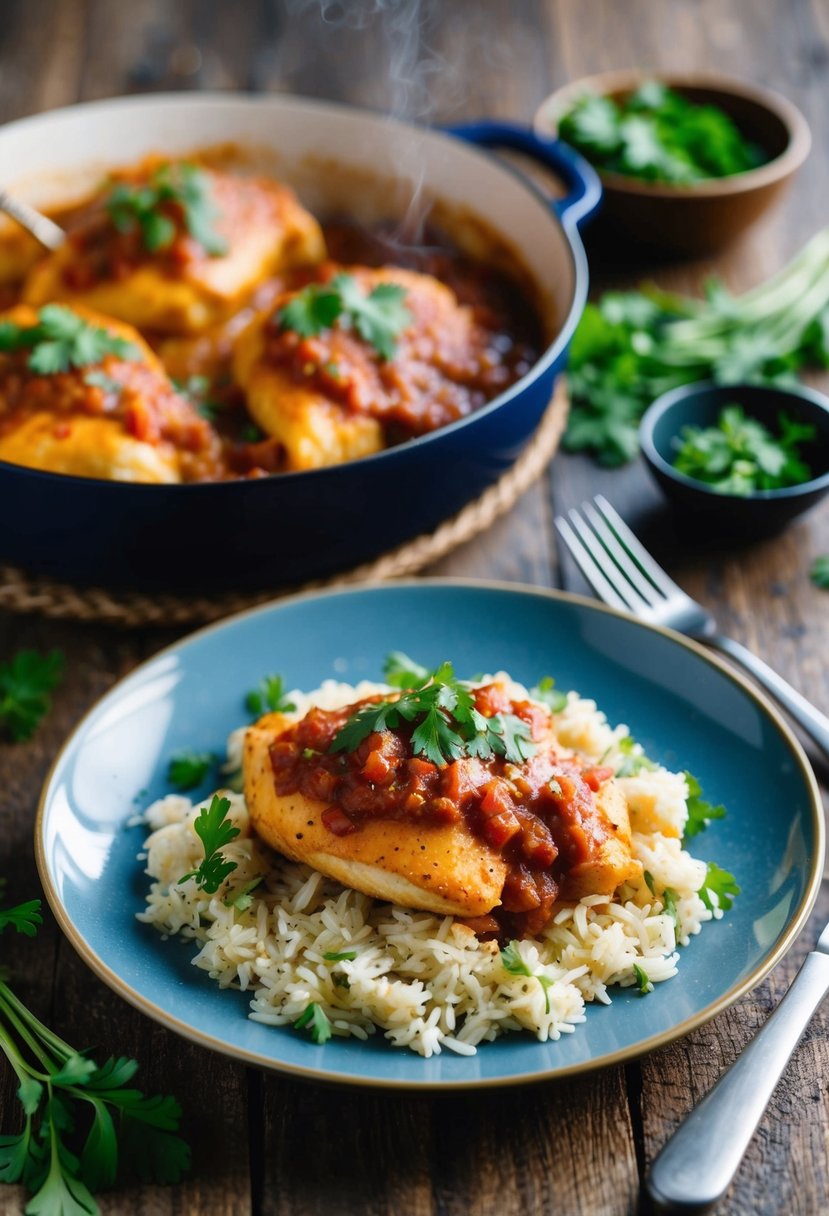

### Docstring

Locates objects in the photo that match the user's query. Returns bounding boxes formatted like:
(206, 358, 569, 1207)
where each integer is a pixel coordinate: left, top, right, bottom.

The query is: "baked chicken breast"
(243, 684, 640, 936)
(23, 161, 326, 335)
(0, 303, 220, 482)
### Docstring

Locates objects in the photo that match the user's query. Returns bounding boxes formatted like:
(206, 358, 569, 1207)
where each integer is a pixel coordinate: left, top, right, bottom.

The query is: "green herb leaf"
(530, 675, 568, 713)
(0, 898, 42, 937)
(178, 795, 239, 894)
(224, 877, 263, 911)
(245, 673, 296, 719)
(330, 660, 538, 768)
(500, 941, 554, 1013)
(278, 272, 411, 360)
(810, 556, 829, 589)
(106, 163, 227, 257)
(615, 734, 658, 778)
(672, 405, 815, 495)
(0, 306, 141, 377)
(699, 862, 741, 912)
(632, 963, 653, 995)
(323, 950, 357, 962)
(662, 888, 679, 927)
(383, 651, 432, 690)
(166, 750, 216, 791)
(682, 772, 727, 841)
(0, 649, 63, 741)
(293, 1002, 333, 1045)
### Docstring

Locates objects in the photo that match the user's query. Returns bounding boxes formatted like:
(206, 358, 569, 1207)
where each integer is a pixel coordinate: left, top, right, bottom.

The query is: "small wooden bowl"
(534, 70, 811, 255)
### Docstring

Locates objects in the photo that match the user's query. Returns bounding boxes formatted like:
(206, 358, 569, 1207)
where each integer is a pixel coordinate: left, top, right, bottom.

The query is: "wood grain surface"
(1, 2, 827, 1214)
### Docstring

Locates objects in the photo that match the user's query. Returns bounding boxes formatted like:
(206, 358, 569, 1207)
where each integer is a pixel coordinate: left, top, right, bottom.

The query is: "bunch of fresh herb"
(278, 273, 412, 360)
(810, 556, 829, 589)
(0, 650, 63, 742)
(672, 405, 815, 494)
(331, 657, 535, 768)
(106, 163, 227, 256)
(0, 307, 139, 376)
(558, 80, 765, 184)
(0, 889, 189, 1213)
(565, 229, 829, 465)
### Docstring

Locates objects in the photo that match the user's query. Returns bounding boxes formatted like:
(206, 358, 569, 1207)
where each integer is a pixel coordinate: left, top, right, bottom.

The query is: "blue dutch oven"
(0, 95, 601, 589)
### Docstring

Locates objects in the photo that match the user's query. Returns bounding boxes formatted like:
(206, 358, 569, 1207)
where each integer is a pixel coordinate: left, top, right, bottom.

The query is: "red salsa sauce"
(269, 684, 614, 939)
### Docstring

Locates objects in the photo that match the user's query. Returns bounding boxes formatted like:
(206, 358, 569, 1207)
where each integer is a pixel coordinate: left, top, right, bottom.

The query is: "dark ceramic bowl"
(640, 381, 829, 538)
(534, 70, 811, 256)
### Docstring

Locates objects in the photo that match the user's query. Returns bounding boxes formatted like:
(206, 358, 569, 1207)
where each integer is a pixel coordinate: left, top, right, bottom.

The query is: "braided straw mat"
(0, 382, 567, 628)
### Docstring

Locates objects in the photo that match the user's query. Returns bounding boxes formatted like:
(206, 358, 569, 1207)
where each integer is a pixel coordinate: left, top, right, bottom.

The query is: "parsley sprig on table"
(0, 650, 63, 742)
(559, 81, 765, 184)
(811, 556, 829, 589)
(178, 795, 239, 894)
(278, 273, 412, 360)
(330, 655, 535, 768)
(0, 889, 189, 1213)
(106, 163, 227, 256)
(672, 405, 815, 495)
(0, 306, 139, 376)
(565, 229, 829, 465)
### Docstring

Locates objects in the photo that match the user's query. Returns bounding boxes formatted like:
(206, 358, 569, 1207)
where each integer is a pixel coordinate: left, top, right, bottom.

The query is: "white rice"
(137, 675, 724, 1057)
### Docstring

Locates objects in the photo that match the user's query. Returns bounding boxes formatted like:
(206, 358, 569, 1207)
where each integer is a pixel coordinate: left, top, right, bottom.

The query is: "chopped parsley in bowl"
(640, 382, 829, 538)
(558, 81, 767, 185)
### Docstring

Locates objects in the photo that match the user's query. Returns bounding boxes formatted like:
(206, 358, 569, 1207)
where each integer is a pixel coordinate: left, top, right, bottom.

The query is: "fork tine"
(564, 509, 653, 613)
(582, 501, 663, 608)
(593, 495, 683, 599)
(554, 516, 631, 612)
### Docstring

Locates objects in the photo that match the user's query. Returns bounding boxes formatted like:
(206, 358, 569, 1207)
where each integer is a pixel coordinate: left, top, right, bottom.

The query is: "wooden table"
(2, 2, 828, 1212)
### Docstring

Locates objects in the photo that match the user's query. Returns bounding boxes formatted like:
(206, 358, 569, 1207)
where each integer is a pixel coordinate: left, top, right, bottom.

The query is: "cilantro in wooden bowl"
(640, 381, 829, 538)
(535, 71, 811, 255)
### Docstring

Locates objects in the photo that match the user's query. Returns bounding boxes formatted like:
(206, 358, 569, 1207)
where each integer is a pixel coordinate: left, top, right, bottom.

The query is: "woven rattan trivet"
(0, 382, 567, 628)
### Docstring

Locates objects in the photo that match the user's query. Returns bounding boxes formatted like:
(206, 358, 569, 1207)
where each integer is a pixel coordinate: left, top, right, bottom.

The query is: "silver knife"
(647, 921, 829, 1213)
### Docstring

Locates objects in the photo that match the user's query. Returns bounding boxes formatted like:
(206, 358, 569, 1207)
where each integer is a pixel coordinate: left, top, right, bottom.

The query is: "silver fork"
(555, 495, 829, 764)
(646, 921, 829, 1212)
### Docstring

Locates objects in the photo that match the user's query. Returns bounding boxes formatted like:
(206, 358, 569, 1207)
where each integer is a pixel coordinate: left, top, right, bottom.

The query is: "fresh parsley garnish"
(632, 963, 653, 995)
(530, 676, 568, 713)
(0, 887, 189, 1210)
(330, 660, 536, 769)
(245, 674, 296, 719)
(564, 229, 829, 465)
(278, 272, 412, 360)
(615, 734, 658, 778)
(178, 795, 239, 894)
(383, 651, 432, 690)
(323, 950, 357, 962)
(559, 81, 765, 184)
(106, 163, 227, 256)
(0, 306, 140, 376)
(661, 887, 679, 927)
(0, 649, 63, 742)
(643, 870, 656, 895)
(699, 862, 741, 912)
(293, 1002, 333, 1045)
(224, 876, 263, 911)
(167, 750, 216, 791)
(84, 369, 124, 395)
(682, 772, 727, 841)
(172, 374, 223, 421)
(810, 556, 829, 589)
(500, 941, 555, 1014)
(672, 405, 815, 495)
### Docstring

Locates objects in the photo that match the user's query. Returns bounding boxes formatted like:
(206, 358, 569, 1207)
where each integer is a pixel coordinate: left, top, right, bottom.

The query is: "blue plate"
(36, 582, 823, 1089)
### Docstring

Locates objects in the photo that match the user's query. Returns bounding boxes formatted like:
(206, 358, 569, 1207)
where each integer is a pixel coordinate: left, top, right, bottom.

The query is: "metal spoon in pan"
(0, 189, 65, 250)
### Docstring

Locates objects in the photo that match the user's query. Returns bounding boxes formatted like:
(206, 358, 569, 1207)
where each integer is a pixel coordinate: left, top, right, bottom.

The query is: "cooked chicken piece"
(244, 713, 507, 916)
(0, 303, 220, 482)
(23, 163, 326, 335)
(559, 779, 640, 899)
(232, 266, 499, 471)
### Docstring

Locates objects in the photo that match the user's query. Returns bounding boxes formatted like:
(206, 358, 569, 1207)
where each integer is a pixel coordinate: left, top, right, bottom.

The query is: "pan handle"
(445, 120, 603, 230)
